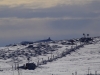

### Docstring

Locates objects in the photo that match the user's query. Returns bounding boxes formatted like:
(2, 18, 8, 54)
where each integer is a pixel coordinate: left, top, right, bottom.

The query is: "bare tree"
(87, 34, 89, 37)
(83, 33, 86, 38)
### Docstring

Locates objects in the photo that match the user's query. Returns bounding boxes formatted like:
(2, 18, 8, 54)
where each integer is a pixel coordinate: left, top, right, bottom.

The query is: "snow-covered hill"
(0, 37, 99, 75)
(34, 42, 100, 75)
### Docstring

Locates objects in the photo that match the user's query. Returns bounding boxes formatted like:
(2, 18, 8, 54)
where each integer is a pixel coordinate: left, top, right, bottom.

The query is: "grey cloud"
(49, 19, 92, 30)
(0, 1, 100, 18)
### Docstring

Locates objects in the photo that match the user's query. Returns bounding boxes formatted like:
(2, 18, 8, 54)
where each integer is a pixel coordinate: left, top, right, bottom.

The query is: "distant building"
(35, 37, 53, 42)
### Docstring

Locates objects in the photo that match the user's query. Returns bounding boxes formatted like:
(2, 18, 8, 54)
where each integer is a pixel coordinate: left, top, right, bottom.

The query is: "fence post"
(51, 50, 53, 60)
(37, 60, 39, 66)
(48, 57, 49, 61)
(42, 58, 43, 63)
(15, 62, 17, 70)
(95, 71, 97, 75)
(75, 71, 77, 75)
(12, 64, 14, 75)
(88, 67, 90, 75)
(71, 46, 73, 49)
(53, 55, 54, 60)
(72, 73, 74, 75)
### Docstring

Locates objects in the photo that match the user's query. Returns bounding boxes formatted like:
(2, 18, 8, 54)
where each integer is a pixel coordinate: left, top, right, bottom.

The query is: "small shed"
(19, 63, 37, 70)
(25, 63, 36, 70)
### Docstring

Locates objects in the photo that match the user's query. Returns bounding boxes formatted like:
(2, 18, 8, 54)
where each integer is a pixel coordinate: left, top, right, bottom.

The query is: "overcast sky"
(0, 0, 100, 46)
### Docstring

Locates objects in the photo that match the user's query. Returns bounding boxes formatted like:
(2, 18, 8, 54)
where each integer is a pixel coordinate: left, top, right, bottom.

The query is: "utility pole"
(75, 71, 77, 75)
(17, 61, 20, 75)
(12, 63, 14, 75)
(37, 55, 39, 66)
(88, 67, 90, 75)
(51, 50, 52, 60)
(95, 71, 97, 75)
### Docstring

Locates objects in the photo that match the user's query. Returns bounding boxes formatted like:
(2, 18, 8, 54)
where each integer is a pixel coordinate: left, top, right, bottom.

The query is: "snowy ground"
(29, 43, 100, 75)
(0, 38, 100, 75)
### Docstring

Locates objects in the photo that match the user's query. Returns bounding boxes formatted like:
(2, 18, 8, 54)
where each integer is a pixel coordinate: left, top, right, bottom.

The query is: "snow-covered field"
(34, 44, 100, 75)
(0, 38, 100, 75)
